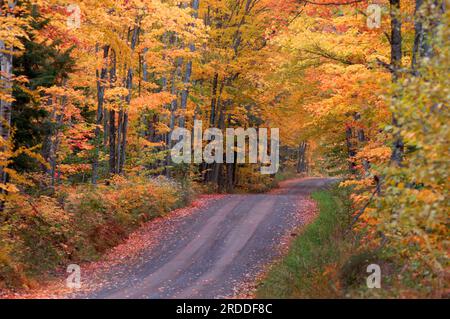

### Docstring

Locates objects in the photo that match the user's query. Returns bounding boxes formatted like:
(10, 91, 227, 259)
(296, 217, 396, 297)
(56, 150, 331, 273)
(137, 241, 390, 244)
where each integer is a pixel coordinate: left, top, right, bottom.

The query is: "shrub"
(0, 175, 191, 289)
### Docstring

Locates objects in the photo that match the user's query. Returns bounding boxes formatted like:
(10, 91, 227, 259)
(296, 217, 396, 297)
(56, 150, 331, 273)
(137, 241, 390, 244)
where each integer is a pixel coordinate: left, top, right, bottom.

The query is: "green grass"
(257, 186, 351, 298)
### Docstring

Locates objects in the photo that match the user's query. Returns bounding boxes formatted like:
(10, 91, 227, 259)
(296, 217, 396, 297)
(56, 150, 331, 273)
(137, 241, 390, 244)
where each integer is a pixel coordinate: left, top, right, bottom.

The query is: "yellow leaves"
(0, 144, 45, 191)
(104, 87, 129, 111)
(350, 193, 370, 206)
(416, 189, 441, 204)
(0, 14, 30, 51)
(0, 91, 15, 104)
(340, 178, 373, 190)
(155, 122, 170, 135)
(363, 213, 378, 226)
(105, 87, 129, 99)
(0, 183, 19, 194)
(356, 144, 391, 165)
(108, 174, 128, 186)
(13, 75, 29, 84)
(130, 92, 175, 112)
(139, 139, 164, 148)
(59, 164, 91, 176)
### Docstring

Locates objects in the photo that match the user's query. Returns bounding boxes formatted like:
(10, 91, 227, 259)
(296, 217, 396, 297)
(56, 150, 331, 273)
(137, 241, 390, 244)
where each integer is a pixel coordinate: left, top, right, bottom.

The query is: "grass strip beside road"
(257, 186, 351, 298)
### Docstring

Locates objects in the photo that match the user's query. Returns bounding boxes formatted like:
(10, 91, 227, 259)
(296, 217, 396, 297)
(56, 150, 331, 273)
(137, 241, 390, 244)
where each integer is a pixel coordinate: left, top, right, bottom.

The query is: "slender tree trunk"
(92, 45, 110, 184)
(346, 125, 357, 174)
(390, 0, 402, 82)
(0, 45, 13, 185)
(49, 92, 67, 188)
(41, 98, 54, 173)
(119, 112, 128, 173)
(297, 141, 308, 174)
(168, 64, 179, 145)
(119, 24, 140, 174)
(412, 0, 426, 72)
(412, 0, 445, 71)
(357, 124, 370, 173)
(165, 63, 179, 177)
(103, 108, 109, 146)
(109, 110, 116, 175)
(142, 47, 158, 145)
(164, 31, 181, 177)
(352, 112, 370, 174)
(109, 50, 117, 175)
(116, 108, 123, 171)
(0, 1, 16, 200)
(209, 73, 219, 126)
(0, 2, 15, 197)
(142, 48, 148, 83)
(225, 113, 236, 193)
(212, 98, 228, 189)
(389, 0, 404, 166)
(179, 0, 200, 129)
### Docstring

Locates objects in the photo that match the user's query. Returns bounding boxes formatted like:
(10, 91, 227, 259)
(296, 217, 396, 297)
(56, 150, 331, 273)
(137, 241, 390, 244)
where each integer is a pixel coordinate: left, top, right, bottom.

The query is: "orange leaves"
(355, 143, 391, 166)
(104, 87, 129, 100)
(0, 183, 19, 194)
(264, 6, 391, 159)
(138, 139, 165, 149)
(264, 0, 299, 28)
(416, 189, 442, 204)
(130, 92, 175, 113)
(155, 122, 171, 135)
(59, 164, 91, 176)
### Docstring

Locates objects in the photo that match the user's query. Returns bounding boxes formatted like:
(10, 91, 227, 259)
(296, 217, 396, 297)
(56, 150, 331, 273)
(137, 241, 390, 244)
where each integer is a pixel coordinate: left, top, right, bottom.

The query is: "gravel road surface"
(79, 177, 336, 299)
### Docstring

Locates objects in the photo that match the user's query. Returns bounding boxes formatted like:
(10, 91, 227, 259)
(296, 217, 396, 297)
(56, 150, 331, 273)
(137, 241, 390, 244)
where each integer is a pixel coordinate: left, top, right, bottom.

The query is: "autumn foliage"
(0, 0, 448, 297)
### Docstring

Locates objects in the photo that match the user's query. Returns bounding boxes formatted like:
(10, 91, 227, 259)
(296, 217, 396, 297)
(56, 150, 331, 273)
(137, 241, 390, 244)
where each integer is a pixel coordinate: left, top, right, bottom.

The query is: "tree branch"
(376, 58, 414, 75)
(345, 178, 382, 235)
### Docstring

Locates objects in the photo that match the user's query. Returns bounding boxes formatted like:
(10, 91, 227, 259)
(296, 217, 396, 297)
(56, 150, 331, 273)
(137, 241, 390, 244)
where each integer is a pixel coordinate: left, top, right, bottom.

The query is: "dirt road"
(78, 177, 336, 299)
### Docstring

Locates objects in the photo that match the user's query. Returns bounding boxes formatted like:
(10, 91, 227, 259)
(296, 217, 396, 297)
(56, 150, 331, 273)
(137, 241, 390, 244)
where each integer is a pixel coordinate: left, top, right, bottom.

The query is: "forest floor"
(3, 177, 336, 299)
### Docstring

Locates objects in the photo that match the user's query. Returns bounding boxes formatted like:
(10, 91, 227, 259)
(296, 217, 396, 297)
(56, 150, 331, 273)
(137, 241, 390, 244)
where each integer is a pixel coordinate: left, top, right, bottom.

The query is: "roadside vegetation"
(257, 186, 353, 298)
(259, 183, 448, 298)
(0, 169, 290, 291)
(0, 175, 192, 290)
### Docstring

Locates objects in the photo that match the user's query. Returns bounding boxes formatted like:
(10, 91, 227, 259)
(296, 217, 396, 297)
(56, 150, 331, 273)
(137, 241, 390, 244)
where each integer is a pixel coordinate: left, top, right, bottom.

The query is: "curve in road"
(79, 177, 335, 299)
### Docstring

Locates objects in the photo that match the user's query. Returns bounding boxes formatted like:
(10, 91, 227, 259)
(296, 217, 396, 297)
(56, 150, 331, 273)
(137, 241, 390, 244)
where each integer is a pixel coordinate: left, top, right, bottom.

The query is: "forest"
(0, 0, 448, 298)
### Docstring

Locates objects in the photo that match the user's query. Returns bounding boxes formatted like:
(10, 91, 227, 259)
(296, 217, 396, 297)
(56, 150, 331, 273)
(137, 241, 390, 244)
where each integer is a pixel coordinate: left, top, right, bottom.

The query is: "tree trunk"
(179, 0, 200, 129)
(412, 0, 445, 71)
(390, 0, 402, 82)
(103, 108, 109, 146)
(119, 112, 128, 173)
(0, 2, 15, 194)
(0, 44, 13, 185)
(109, 50, 117, 175)
(389, 0, 404, 166)
(119, 24, 140, 174)
(116, 108, 123, 172)
(297, 141, 308, 174)
(92, 45, 110, 184)
(209, 73, 219, 126)
(346, 125, 357, 174)
(412, 0, 426, 72)
(168, 64, 179, 146)
(49, 93, 67, 188)
(109, 110, 116, 175)
(353, 112, 370, 174)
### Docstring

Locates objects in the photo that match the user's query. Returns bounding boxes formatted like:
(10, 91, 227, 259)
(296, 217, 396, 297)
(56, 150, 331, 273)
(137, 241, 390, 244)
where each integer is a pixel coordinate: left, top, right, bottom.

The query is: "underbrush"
(257, 184, 444, 298)
(0, 175, 191, 290)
